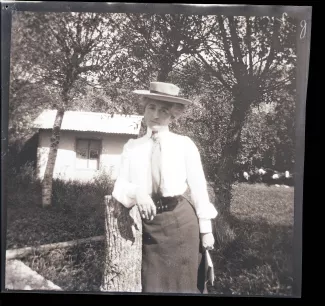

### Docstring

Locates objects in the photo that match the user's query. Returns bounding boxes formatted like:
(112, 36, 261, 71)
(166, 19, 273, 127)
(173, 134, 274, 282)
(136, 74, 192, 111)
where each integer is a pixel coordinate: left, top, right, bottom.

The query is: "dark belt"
(151, 194, 182, 214)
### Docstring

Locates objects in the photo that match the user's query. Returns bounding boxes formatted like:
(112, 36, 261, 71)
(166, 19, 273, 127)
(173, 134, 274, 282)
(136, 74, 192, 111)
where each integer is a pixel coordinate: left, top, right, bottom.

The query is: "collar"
(146, 126, 170, 138)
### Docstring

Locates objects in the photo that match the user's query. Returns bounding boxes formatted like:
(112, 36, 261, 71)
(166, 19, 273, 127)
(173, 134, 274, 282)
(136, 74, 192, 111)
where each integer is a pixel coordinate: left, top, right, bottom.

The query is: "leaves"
(11, 12, 121, 101)
(10, 11, 297, 197)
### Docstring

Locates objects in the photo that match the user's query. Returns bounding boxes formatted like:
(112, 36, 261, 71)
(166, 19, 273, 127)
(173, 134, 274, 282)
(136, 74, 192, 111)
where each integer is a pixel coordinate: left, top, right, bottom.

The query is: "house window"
(76, 139, 101, 170)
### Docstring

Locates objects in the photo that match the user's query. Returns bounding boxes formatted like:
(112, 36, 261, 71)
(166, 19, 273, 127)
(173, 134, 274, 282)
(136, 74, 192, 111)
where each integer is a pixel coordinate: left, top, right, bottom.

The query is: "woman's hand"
(135, 189, 157, 221)
(201, 232, 215, 251)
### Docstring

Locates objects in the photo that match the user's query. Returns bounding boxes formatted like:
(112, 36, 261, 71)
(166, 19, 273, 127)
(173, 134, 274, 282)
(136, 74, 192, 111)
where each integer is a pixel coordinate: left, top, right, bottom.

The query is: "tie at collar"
(146, 126, 169, 138)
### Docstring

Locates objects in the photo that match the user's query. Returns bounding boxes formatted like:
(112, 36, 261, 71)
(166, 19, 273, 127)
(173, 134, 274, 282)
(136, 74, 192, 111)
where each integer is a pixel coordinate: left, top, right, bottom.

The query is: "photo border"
(1, 1, 313, 300)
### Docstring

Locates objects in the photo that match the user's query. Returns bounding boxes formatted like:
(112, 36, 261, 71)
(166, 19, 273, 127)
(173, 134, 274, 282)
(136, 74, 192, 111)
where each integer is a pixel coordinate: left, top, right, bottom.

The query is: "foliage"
(11, 11, 122, 97)
(6, 162, 115, 249)
(169, 59, 233, 180)
(8, 12, 297, 213)
(237, 88, 295, 173)
(6, 162, 40, 210)
(265, 89, 296, 172)
(117, 14, 214, 82)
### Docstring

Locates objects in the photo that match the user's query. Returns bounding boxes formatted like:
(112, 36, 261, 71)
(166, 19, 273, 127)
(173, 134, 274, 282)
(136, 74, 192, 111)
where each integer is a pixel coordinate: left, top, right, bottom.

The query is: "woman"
(112, 82, 218, 294)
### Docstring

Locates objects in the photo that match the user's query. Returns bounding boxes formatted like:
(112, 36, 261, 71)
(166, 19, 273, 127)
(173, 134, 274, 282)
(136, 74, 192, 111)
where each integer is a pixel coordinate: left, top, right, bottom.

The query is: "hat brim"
(133, 90, 192, 105)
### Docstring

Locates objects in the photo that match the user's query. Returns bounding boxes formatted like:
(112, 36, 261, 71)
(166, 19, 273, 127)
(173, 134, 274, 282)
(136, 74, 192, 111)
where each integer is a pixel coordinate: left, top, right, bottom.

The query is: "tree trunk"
(215, 104, 248, 215)
(41, 108, 65, 207)
(100, 195, 143, 292)
(212, 94, 251, 245)
(157, 58, 172, 82)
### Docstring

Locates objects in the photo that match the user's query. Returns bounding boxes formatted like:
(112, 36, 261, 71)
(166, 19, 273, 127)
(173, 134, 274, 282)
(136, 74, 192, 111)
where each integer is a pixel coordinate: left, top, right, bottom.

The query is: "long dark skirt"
(141, 195, 207, 294)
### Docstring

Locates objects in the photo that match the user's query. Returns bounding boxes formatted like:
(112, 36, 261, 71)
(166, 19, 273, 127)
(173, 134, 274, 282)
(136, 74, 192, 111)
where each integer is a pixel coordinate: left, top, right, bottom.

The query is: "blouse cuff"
(199, 219, 212, 233)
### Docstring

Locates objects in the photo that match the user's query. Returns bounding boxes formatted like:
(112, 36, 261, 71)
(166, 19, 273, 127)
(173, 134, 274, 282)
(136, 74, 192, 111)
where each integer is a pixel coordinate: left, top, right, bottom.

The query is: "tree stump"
(100, 195, 143, 292)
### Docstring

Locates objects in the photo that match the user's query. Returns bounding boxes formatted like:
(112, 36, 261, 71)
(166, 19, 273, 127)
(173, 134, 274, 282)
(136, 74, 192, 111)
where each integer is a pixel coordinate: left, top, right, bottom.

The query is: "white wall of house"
(37, 130, 134, 182)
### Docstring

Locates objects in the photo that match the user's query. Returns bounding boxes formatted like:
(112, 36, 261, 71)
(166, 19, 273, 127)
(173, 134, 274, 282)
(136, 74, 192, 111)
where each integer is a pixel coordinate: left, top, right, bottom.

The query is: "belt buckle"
(161, 199, 167, 212)
(156, 198, 162, 213)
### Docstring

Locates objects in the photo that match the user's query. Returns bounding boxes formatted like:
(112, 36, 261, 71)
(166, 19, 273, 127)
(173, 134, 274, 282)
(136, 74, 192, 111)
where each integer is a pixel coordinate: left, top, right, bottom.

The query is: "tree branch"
(216, 15, 236, 76)
(77, 65, 101, 74)
(125, 14, 159, 55)
(261, 76, 292, 94)
(171, 54, 191, 71)
(257, 54, 266, 77)
(205, 46, 236, 86)
(259, 18, 281, 80)
(227, 16, 244, 64)
(227, 16, 248, 82)
(196, 53, 232, 92)
(78, 77, 104, 89)
(245, 16, 253, 77)
(47, 25, 70, 61)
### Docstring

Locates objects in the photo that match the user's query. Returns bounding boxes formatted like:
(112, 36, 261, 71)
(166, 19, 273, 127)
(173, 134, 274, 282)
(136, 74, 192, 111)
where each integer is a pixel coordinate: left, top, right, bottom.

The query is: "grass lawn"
(6, 182, 294, 296)
(208, 183, 294, 296)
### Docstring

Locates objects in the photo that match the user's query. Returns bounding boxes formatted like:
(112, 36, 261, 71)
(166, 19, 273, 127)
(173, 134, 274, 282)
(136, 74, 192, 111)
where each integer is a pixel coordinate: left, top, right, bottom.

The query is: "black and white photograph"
(1, 2, 311, 298)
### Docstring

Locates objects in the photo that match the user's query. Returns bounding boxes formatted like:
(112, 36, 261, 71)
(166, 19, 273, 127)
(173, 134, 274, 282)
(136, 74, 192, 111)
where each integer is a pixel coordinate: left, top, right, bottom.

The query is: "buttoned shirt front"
(112, 126, 218, 233)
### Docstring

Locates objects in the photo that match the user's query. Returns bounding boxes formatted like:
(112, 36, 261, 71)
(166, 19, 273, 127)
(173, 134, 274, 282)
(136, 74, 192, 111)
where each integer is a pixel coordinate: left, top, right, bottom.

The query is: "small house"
(33, 110, 143, 182)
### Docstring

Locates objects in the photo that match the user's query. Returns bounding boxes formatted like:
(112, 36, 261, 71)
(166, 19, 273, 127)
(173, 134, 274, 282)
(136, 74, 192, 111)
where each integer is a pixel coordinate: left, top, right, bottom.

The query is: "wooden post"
(100, 195, 143, 292)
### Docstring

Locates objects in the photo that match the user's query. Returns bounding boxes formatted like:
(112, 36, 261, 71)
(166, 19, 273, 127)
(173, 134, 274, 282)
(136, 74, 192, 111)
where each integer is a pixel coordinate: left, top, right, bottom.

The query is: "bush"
(6, 165, 115, 248)
(92, 167, 115, 198)
(6, 159, 115, 211)
(49, 170, 115, 238)
(6, 162, 42, 208)
(52, 168, 114, 208)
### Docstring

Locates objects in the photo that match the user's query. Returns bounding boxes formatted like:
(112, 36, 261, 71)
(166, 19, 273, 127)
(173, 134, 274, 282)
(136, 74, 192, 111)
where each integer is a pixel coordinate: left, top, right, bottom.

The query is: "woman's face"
(144, 99, 173, 130)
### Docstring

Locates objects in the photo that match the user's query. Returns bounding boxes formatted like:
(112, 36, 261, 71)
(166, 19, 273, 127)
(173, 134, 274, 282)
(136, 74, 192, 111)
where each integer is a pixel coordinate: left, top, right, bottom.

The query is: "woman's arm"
(112, 139, 138, 208)
(112, 139, 157, 220)
(184, 136, 218, 233)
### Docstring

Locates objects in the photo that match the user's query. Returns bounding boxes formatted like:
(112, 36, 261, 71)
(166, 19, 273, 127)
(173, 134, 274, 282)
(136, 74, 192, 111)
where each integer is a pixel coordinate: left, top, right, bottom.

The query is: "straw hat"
(133, 82, 192, 105)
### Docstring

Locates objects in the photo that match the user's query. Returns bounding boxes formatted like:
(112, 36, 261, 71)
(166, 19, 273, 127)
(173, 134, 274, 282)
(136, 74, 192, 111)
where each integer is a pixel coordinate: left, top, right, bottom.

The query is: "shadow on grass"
(19, 214, 294, 295)
(208, 214, 294, 297)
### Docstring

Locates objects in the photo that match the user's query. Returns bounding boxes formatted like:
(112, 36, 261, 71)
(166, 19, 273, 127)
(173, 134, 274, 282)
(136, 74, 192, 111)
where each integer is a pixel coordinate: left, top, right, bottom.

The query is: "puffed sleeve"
(184, 136, 218, 233)
(112, 139, 138, 208)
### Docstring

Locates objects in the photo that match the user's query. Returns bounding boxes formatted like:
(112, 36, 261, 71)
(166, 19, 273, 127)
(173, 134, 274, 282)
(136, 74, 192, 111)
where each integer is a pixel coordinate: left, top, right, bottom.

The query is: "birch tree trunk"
(41, 107, 65, 207)
(100, 195, 143, 292)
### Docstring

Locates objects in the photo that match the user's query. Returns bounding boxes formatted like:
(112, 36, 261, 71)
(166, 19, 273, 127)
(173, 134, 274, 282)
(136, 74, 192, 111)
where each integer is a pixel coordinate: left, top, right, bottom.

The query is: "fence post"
(100, 195, 142, 292)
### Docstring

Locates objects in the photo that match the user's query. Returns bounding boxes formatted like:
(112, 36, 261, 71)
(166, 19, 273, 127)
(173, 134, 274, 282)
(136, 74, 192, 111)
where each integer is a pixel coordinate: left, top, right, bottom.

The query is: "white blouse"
(112, 126, 218, 233)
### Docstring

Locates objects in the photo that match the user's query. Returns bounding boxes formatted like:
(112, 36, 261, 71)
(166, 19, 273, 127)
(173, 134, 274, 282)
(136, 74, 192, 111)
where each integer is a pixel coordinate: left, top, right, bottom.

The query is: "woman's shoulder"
(169, 132, 194, 142)
(124, 135, 148, 149)
(169, 131, 187, 139)
(168, 132, 197, 147)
